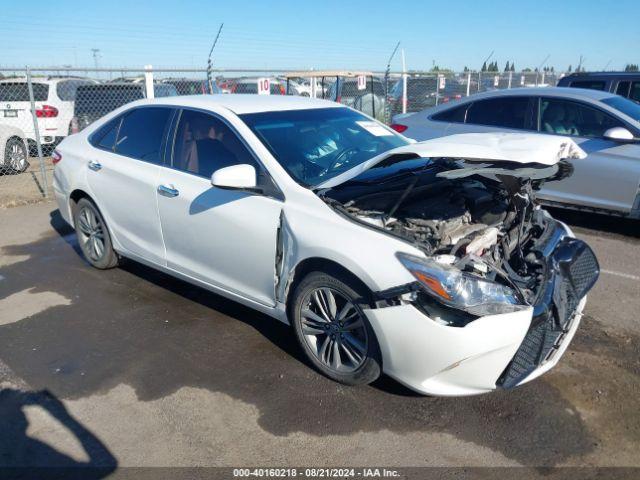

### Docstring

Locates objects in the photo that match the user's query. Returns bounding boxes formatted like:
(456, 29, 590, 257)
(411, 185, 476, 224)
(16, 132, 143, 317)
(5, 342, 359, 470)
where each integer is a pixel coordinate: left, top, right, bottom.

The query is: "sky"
(1, 0, 638, 73)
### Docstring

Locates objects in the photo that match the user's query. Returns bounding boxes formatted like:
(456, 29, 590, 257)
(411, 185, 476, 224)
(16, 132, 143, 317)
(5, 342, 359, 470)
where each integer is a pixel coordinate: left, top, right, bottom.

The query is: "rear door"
(86, 106, 174, 265)
(536, 97, 640, 212)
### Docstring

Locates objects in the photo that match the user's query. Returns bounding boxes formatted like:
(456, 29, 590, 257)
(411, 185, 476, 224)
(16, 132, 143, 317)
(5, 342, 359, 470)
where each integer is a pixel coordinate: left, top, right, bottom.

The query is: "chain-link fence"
(0, 66, 567, 207)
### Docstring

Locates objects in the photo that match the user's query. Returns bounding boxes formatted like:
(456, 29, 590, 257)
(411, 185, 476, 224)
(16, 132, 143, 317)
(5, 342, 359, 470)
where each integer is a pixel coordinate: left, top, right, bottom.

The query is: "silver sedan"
(392, 87, 640, 218)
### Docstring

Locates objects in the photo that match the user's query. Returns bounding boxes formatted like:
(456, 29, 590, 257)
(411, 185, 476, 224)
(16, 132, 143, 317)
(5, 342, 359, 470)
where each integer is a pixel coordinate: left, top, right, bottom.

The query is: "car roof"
(448, 87, 615, 102)
(136, 94, 342, 114)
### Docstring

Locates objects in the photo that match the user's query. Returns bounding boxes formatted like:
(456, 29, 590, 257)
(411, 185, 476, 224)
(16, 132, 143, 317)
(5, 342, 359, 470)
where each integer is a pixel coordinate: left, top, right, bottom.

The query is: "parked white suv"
(0, 77, 96, 153)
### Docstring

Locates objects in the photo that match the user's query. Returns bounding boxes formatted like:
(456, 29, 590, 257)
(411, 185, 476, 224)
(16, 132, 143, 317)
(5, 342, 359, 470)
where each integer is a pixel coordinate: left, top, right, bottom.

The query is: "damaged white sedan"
(53, 95, 600, 396)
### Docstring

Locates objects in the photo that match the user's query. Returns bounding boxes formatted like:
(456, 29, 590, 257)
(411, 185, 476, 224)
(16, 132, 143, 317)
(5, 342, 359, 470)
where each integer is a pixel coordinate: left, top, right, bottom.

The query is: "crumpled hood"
(317, 132, 586, 189)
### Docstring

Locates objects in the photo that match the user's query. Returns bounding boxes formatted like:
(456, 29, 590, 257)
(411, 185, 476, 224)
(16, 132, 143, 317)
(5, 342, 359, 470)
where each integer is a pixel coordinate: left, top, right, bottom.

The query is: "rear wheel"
(4, 138, 29, 173)
(74, 198, 119, 269)
(290, 271, 381, 386)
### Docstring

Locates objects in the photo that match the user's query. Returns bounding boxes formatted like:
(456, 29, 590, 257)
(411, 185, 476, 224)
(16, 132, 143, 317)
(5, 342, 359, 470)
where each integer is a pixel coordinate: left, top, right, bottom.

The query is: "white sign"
(356, 121, 393, 136)
(493, 75, 500, 87)
(438, 75, 446, 89)
(356, 75, 367, 91)
(520, 75, 525, 86)
(257, 78, 271, 95)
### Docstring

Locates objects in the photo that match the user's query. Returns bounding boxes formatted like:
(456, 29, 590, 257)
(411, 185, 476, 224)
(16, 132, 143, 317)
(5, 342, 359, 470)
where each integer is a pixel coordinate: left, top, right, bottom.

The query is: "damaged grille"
(498, 237, 599, 389)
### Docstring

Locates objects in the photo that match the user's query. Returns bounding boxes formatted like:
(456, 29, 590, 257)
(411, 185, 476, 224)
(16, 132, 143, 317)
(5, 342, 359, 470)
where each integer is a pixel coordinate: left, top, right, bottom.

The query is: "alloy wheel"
(77, 206, 106, 262)
(300, 287, 369, 373)
(8, 141, 27, 172)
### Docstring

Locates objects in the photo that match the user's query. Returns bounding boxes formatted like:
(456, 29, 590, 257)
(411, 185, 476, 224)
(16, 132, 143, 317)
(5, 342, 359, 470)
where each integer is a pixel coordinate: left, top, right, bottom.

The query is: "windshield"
(602, 96, 640, 122)
(240, 107, 409, 187)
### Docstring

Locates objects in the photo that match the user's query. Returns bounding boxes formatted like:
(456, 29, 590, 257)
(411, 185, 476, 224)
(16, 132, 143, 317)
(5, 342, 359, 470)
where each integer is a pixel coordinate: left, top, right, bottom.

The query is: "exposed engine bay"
(320, 157, 575, 305)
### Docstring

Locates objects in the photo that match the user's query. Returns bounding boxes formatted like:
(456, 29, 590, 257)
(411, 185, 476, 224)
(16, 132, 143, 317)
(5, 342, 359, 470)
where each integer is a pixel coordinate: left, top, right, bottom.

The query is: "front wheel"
(290, 271, 381, 386)
(74, 198, 119, 269)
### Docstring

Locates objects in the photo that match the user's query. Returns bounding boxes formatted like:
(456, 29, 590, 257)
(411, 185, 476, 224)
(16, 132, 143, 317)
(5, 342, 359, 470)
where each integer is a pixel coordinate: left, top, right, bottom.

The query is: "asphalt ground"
(0, 202, 638, 477)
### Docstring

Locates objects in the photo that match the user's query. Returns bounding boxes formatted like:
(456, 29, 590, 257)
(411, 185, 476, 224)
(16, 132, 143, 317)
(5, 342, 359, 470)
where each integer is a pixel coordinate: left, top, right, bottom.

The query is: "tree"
(481, 61, 487, 72)
(510, 62, 515, 72)
(625, 64, 639, 72)
(504, 61, 510, 72)
(463, 66, 469, 72)
(567, 65, 572, 73)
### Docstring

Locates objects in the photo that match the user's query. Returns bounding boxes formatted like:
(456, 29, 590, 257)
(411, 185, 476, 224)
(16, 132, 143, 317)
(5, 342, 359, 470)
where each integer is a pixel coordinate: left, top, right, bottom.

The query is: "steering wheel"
(320, 146, 360, 177)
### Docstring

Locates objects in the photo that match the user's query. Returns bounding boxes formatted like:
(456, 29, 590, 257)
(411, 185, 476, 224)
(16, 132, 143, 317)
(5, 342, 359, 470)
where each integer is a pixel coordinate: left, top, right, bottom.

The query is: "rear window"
(569, 80, 606, 91)
(432, 103, 469, 123)
(0, 82, 49, 101)
(114, 107, 173, 164)
(465, 97, 531, 129)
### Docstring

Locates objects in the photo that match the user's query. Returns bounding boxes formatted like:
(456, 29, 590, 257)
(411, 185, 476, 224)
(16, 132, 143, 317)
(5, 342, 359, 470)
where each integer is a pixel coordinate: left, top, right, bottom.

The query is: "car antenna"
(384, 41, 401, 100)
(206, 23, 224, 94)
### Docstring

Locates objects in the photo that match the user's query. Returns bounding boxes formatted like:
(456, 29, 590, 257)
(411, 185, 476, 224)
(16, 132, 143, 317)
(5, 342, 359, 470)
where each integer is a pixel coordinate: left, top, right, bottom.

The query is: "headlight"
(396, 252, 522, 316)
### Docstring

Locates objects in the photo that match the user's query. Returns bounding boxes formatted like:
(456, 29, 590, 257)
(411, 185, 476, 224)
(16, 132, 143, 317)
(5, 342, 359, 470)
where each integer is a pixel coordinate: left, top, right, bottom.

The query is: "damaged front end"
(318, 142, 599, 387)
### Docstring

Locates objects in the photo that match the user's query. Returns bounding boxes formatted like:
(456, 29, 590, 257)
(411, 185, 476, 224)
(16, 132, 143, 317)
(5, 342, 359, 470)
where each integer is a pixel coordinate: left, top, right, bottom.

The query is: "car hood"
(317, 132, 586, 189)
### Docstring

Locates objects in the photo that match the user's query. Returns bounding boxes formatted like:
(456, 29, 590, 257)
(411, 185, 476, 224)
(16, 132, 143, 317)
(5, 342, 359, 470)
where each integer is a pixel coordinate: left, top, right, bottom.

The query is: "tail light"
(336, 96, 342, 103)
(390, 124, 408, 133)
(70, 117, 79, 134)
(52, 150, 62, 165)
(231, 84, 237, 93)
(35, 105, 59, 118)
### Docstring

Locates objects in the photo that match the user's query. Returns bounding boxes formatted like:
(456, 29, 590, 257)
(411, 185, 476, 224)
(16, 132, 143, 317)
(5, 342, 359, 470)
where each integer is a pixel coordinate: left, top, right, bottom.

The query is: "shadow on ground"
(0, 388, 116, 477)
(5, 208, 636, 466)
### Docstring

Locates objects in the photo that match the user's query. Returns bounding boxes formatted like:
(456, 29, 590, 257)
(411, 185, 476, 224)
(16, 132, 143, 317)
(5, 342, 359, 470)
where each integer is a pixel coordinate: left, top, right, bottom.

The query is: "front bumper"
(365, 226, 599, 397)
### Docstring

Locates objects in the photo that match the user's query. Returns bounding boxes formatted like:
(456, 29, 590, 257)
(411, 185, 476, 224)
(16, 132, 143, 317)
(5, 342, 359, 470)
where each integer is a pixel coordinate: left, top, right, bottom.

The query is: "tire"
(4, 137, 29, 173)
(74, 198, 119, 269)
(290, 270, 382, 386)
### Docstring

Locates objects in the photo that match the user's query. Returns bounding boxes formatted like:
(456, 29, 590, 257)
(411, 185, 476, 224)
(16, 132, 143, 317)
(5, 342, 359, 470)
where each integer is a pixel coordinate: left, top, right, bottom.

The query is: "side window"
(115, 107, 173, 164)
(569, 80, 606, 91)
(91, 117, 122, 150)
(616, 81, 631, 98)
(540, 98, 624, 138)
(465, 97, 530, 129)
(630, 82, 640, 103)
(431, 104, 469, 123)
(172, 109, 259, 179)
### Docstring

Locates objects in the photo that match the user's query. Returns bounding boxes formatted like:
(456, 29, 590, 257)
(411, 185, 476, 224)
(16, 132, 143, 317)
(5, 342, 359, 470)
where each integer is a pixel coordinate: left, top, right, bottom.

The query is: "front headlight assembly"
(396, 252, 524, 317)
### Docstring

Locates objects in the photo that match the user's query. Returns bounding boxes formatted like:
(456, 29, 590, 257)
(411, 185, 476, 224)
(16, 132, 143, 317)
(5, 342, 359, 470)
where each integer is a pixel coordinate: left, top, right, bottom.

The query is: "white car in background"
(0, 77, 96, 152)
(52, 95, 599, 396)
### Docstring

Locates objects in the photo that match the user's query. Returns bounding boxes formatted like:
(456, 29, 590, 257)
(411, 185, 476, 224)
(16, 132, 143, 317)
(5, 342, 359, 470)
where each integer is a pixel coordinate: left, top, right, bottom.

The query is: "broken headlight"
(396, 252, 522, 316)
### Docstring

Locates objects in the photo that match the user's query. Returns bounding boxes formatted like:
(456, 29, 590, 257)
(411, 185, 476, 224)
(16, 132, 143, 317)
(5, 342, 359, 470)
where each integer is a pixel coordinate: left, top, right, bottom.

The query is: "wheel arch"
(285, 257, 374, 317)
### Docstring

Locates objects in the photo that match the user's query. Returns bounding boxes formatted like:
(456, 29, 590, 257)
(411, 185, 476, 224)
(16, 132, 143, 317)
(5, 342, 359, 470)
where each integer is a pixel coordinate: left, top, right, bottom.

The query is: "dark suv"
(71, 83, 178, 132)
(557, 72, 640, 103)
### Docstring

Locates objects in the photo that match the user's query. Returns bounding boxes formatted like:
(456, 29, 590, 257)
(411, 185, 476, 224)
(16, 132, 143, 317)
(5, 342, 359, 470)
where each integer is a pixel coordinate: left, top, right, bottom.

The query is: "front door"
(157, 108, 282, 306)
(536, 97, 640, 213)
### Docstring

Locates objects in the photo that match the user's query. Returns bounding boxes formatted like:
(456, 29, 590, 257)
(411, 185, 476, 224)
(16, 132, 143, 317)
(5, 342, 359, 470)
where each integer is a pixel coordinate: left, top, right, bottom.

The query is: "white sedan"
(53, 95, 599, 396)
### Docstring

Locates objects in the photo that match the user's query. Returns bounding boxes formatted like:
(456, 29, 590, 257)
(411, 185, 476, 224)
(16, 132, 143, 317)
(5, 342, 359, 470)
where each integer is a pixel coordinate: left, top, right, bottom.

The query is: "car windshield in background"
(602, 96, 640, 122)
(240, 107, 408, 187)
(0, 82, 49, 101)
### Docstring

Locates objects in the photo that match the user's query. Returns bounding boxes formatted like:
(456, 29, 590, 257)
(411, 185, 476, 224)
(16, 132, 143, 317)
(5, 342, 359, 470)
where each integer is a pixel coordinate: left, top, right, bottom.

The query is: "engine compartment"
(320, 161, 559, 305)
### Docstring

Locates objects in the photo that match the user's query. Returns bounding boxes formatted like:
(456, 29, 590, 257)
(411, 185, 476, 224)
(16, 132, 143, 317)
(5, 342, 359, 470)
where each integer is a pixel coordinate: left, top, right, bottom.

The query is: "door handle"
(88, 160, 102, 171)
(157, 184, 179, 198)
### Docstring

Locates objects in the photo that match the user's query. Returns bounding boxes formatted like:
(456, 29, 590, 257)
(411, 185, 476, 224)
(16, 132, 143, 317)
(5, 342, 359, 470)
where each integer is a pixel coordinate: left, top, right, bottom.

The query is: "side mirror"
(603, 127, 636, 142)
(211, 164, 257, 190)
